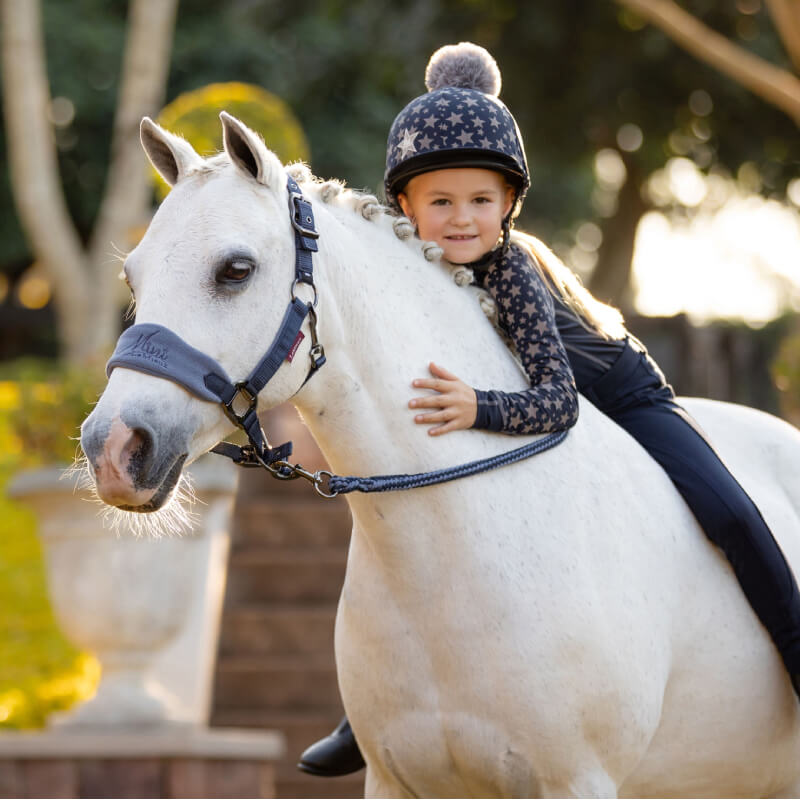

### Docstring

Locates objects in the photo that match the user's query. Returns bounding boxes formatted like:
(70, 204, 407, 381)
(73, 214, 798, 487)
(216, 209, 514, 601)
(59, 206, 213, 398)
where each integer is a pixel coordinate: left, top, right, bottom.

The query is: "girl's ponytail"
(510, 231, 626, 341)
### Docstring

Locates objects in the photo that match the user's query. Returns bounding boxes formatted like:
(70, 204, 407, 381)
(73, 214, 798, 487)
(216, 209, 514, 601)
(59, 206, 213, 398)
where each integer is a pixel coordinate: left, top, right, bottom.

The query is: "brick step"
(277, 774, 366, 799)
(213, 655, 341, 712)
(219, 604, 336, 657)
(211, 710, 348, 764)
(234, 496, 352, 549)
(225, 548, 348, 604)
(209, 711, 366, 798)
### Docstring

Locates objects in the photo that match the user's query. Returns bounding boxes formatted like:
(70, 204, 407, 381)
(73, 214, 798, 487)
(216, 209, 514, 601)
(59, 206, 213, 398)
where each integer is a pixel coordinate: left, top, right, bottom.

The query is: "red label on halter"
(286, 331, 305, 363)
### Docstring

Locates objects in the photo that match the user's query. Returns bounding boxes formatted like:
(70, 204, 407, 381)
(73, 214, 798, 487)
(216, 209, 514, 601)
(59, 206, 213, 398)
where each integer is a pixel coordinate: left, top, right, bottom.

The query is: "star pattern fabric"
(384, 87, 527, 203)
(471, 245, 579, 435)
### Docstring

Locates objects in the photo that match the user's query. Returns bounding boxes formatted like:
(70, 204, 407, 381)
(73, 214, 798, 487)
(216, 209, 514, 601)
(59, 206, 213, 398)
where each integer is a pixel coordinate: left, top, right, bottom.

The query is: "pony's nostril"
(124, 427, 153, 472)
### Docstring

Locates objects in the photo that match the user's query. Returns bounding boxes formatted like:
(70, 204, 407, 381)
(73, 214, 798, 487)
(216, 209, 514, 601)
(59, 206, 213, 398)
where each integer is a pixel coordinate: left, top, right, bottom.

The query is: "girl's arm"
(410, 252, 578, 436)
(471, 252, 578, 434)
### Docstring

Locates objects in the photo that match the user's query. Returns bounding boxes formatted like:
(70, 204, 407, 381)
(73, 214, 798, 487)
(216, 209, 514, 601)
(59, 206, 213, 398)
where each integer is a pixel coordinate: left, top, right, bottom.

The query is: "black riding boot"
(297, 716, 366, 777)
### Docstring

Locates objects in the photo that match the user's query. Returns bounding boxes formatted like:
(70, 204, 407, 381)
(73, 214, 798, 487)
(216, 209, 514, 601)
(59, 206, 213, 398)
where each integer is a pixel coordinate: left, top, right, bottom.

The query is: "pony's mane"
(189, 154, 496, 317)
(283, 162, 486, 292)
(188, 153, 479, 285)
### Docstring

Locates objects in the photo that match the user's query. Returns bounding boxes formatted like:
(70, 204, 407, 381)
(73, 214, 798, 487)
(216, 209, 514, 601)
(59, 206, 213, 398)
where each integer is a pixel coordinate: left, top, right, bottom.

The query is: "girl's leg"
(612, 399, 800, 676)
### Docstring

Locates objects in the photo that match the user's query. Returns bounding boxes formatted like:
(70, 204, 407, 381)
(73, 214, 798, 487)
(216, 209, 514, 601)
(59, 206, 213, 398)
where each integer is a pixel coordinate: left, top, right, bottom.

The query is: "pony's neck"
(290, 190, 530, 481)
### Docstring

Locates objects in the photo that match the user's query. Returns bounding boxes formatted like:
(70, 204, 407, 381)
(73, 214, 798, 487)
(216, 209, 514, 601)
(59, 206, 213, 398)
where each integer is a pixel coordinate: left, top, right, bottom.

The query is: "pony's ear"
(220, 111, 283, 188)
(140, 117, 202, 187)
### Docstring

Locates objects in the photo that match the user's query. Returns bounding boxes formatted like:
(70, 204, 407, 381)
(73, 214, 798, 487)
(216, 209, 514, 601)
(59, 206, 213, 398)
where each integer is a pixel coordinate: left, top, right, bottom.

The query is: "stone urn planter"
(7, 455, 238, 728)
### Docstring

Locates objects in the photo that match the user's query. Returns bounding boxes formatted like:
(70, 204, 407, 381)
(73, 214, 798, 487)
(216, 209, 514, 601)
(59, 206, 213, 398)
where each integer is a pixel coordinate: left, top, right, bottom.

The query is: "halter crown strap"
(105, 174, 323, 465)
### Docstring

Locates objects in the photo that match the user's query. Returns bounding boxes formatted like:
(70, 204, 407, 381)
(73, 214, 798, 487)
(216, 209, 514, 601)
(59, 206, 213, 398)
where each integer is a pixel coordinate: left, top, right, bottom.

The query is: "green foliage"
(0, 359, 105, 468)
(2, 0, 796, 265)
(2, 0, 799, 344)
(0, 370, 100, 728)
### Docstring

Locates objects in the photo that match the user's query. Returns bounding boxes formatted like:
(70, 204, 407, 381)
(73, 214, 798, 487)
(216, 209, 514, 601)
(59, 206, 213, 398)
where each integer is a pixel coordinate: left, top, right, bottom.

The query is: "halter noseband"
(106, 174, 324, 468)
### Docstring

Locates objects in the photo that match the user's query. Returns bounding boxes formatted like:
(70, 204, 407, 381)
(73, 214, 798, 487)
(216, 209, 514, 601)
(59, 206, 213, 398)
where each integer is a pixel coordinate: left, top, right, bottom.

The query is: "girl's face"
(398, 168, 514, 264)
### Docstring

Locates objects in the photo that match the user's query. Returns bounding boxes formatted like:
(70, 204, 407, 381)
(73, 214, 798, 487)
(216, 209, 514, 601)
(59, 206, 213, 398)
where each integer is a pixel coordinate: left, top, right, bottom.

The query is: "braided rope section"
(328, 429, 568, 495)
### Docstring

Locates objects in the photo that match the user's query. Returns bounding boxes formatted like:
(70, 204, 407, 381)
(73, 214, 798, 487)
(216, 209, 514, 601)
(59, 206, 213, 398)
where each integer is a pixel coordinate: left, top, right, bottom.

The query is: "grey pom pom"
(424, 42, 501, 96)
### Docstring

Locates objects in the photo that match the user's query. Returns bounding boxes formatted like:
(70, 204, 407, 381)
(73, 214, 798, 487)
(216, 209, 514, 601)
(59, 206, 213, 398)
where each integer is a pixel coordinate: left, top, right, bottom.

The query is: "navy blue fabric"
(471, 246, 579, 434)
(107, 323, 231, 403)
(107, 297, 310, 408)
(328, 429, 567, 495)
(288, 174, 319, 283)
(244, 297, 311, 395)
(468, 242, 800, 674)
(551, 294, 628, 388)
(582, 340, 800, 674)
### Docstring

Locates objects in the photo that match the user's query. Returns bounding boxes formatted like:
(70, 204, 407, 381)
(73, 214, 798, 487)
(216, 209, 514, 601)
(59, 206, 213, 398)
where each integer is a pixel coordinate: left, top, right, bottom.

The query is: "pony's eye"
(217, 260, 253, 284)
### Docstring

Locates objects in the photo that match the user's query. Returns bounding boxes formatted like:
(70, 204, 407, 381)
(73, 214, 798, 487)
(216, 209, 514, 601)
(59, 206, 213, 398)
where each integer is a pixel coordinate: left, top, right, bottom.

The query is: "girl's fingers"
(409, 394, 449, 409)
(412, 377, 447, 391)
(414, 410, 450, 424)
(429, 362, 459, 381)
(428, 419, 460, 435)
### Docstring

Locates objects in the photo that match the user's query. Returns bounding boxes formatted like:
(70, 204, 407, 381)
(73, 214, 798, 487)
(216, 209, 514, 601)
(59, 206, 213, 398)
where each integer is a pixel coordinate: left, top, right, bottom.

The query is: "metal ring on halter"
(291, 278, 318, 307)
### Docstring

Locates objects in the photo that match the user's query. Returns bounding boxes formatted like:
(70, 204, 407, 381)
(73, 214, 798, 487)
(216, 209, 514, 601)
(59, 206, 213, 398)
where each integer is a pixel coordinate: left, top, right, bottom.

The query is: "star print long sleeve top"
(470, 245, 579, 435)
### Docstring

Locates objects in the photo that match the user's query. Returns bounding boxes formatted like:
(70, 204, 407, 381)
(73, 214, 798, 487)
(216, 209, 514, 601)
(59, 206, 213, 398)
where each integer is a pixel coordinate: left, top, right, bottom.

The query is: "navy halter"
(106, 174, 324, 467)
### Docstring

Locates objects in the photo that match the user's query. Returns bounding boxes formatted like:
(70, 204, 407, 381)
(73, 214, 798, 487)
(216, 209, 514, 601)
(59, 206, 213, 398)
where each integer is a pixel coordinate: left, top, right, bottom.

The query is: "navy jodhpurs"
(580, 340, 800, 675)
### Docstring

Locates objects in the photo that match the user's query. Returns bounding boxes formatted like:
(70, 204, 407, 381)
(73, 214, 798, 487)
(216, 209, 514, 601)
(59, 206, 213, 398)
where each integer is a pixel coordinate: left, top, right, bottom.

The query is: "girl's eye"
(432, 198, 450, 206)
(217, 260, 253, 284)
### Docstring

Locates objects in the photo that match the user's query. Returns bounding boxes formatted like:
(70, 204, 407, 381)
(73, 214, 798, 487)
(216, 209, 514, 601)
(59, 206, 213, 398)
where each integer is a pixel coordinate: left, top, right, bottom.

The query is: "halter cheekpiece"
(107, 175, 325, 478)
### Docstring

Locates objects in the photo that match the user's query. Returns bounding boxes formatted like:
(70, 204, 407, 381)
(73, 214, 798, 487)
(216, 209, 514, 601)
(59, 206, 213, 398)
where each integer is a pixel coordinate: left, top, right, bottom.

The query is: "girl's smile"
(398, 168, 514, 264)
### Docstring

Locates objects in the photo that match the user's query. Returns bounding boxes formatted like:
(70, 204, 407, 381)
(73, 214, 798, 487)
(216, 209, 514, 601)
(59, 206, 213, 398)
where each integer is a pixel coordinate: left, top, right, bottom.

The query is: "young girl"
(298, 41, 800, 778)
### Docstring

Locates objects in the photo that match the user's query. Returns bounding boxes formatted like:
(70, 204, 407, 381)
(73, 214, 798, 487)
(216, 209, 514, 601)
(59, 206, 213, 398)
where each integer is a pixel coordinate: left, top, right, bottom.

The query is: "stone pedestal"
(0, 728, 284, 799)
(7, 456, 237, 727)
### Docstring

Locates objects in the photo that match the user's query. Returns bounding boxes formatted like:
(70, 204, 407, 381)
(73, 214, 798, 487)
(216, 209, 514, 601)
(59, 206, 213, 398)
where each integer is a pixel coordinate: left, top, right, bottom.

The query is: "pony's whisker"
(69, 451, 200, 539)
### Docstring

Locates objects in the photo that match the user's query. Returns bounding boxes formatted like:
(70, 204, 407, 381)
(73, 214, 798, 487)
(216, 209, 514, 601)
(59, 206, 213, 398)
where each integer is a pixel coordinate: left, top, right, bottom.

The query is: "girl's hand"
(409, 362, 477, 436)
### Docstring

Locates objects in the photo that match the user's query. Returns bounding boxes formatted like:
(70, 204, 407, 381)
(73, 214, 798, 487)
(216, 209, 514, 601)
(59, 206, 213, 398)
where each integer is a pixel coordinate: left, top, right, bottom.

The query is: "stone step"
(225, 548, 347, 604)
(213, 655, 341, 712)
(219, 604, 336, 657)
(234, 494, 352, 550)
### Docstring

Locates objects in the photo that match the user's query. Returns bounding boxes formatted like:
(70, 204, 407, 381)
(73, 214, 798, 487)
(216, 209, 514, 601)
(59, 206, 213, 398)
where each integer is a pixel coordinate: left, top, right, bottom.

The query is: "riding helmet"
(384, 42, 530, 212)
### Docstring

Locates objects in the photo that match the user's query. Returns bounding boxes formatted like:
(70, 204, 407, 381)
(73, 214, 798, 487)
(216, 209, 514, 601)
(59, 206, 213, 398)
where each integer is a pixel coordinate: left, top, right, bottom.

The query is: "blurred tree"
(614, 0, 800, 123)
(1, 0, 178, 364)
(600, 0, 800, 307)
(2, 0, 799, 346)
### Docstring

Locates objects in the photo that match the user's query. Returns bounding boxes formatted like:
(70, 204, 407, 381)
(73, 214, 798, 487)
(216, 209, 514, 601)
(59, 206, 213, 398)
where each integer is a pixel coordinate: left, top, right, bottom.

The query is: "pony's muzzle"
(81, 415, 175, 510)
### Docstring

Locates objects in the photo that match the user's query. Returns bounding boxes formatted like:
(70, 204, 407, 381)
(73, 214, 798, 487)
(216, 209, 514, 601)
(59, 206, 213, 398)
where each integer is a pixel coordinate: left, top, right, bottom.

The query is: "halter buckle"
(289, 191, 319, 240)
(222, 382, 258, 425)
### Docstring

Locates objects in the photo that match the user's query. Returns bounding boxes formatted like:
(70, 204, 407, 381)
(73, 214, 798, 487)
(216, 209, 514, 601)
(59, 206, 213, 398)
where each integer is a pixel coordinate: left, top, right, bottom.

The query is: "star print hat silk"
(384, 42, 530, 210)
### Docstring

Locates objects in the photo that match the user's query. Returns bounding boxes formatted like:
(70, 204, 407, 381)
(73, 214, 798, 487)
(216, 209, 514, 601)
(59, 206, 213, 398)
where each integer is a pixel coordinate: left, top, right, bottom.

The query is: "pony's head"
(80, 114, 321, 513)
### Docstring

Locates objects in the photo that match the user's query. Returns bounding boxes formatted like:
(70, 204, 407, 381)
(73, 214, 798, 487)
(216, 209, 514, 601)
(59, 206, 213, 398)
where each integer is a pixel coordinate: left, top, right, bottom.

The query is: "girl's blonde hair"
(509, 230, 626, 341)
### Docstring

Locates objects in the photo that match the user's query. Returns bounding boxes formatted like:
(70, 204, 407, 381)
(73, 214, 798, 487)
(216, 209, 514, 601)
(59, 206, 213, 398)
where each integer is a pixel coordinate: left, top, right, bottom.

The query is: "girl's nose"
(451, 204, 472, 225)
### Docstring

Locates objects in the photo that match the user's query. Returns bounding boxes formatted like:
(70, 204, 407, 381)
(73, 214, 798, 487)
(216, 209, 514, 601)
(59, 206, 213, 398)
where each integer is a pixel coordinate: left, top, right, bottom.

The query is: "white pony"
(81, 114, 800, 798)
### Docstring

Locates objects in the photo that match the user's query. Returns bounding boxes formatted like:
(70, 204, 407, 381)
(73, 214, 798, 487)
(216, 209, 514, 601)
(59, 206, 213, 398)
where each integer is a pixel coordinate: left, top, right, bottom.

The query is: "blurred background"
(1, 0, 799, 795)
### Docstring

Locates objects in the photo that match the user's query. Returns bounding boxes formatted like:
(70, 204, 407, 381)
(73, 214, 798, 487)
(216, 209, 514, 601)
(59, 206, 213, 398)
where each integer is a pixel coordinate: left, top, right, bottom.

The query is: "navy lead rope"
(325, 430, 567, 496)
